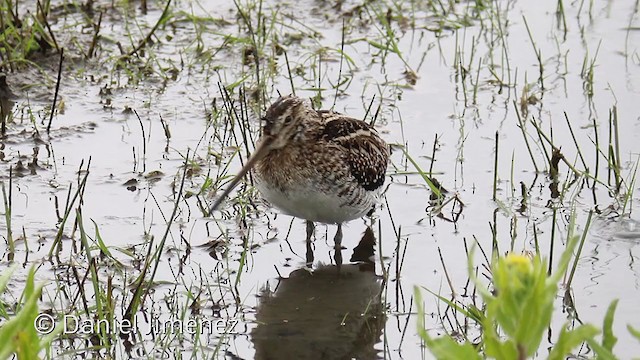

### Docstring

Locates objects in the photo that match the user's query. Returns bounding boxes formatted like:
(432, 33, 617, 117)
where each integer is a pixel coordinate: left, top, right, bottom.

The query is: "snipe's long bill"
(208, 95, 389, 250)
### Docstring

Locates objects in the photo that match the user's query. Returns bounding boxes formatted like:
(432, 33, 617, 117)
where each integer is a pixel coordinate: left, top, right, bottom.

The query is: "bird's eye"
(284, 116, 293, 125)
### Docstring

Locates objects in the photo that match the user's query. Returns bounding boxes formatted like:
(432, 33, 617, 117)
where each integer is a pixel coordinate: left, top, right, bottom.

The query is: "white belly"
(255, 181, 374, 224)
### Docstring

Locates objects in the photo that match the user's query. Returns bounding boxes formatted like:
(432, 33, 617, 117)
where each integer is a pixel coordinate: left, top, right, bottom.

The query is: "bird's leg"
(305, 220, 315, 267)
(333, 224, 343, 271)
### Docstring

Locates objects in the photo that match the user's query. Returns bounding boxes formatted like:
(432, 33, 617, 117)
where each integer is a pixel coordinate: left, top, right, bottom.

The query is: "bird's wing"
(320, 114, 389, 191)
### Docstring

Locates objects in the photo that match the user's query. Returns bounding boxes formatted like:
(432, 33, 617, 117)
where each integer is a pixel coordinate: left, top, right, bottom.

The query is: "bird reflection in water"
(252, 227, 384, 360)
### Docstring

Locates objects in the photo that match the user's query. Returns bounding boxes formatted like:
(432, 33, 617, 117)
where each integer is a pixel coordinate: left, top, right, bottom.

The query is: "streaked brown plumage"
(209, 95, 389, 256)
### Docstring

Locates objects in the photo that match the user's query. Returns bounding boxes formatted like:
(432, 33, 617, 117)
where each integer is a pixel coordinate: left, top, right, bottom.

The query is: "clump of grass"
(0, 264, 61, 358)
(0, 0, 57, 70)
(415, 209, 640, 359)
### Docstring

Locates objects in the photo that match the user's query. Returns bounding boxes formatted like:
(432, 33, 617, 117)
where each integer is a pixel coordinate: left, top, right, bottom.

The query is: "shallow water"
(1, 0, 639, 358)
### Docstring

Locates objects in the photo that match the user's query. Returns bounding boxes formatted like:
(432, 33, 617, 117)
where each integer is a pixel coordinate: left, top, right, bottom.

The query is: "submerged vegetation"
(0, 0, 639, 359)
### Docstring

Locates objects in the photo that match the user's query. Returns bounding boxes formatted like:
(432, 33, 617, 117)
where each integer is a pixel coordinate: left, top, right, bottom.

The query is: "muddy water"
(1, 0, 639, 358)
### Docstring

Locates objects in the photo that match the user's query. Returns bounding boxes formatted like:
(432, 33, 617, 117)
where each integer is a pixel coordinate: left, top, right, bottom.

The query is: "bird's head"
(261, 95, 314, 150)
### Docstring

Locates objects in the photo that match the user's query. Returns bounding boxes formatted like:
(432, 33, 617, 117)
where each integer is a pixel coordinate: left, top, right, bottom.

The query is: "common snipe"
(209, 95, 389, 261)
